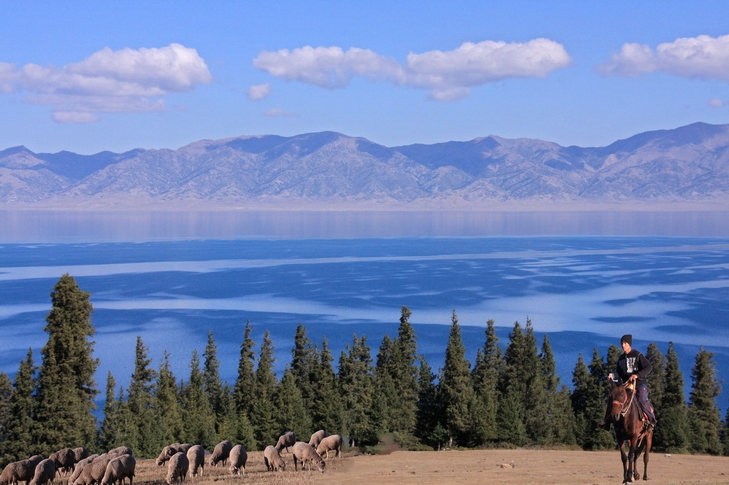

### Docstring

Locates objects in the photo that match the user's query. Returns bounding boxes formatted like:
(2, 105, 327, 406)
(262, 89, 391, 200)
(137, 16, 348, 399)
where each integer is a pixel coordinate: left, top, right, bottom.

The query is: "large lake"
(1, 210, 728, 414)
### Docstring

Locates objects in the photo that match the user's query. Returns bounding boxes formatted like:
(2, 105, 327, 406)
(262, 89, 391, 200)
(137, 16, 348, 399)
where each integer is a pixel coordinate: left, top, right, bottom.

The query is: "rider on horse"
(600, 334, 657, 431)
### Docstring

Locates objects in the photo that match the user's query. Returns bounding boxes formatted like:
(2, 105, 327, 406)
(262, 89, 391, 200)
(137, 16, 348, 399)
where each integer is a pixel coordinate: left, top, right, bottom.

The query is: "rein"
(617, 383, 637, 418)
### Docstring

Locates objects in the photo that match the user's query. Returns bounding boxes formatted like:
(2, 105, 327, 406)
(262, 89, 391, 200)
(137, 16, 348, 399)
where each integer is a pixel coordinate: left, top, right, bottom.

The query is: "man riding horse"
(600, 334, 657, 431)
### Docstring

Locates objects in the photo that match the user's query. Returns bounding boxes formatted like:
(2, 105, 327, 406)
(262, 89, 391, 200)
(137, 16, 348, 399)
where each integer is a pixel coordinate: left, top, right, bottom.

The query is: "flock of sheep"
(0, 430, 345, 485)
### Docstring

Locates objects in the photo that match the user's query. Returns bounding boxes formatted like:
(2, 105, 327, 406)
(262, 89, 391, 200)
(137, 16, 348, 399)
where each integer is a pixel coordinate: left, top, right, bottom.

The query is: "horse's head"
(608, 379, 628, 422)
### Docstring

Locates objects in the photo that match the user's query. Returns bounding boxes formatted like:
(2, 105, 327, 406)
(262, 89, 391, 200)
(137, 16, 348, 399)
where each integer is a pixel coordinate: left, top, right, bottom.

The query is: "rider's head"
(620, 334, 632, 353)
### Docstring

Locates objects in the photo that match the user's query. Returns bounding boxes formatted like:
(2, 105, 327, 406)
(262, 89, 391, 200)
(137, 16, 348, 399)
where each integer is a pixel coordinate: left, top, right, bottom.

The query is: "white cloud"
(253, 39, 571, 101)
(264, 107, 299, 117)
(0, 43, 212, 122)
(597, 34, 729, 82)
(247, 82, 271, 100)
(708, 98, 724, 108)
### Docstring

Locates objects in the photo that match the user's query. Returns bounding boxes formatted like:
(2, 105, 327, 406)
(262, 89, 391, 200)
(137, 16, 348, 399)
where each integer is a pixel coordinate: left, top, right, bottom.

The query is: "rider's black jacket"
(613, 349, 652, 386)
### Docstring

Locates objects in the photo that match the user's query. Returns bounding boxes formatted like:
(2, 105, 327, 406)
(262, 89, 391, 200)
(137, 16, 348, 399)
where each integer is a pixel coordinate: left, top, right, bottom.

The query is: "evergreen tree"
(660, 342, 690, 452)
(570, 353, 590, 447)
(372, 335, 397, 433)
(687, 348, 722, 454)
(338, 335, 377, 447)
(274, 367, 312, 437)
(3, 349, 35, 462)
(33, 275, 99, 453)
(541, 335, 576, 445)
(496, 321, 529, 446)
(153, 351, 184, 447)
(214, 384, 239, 444)
(0, 372, 13, 463)
(250, 331, 279, 450)
(439, 310, 473, 447)
(126, 336, 158, 457)
(203, 330, 226, 436)
(645, 343, 667, 449)
(414, 356, 445, 449)
(99, 372, 124, 451)
(522, 319, 549, 444)
(577, 348, 613, 450)
(291, 323, 317, 410)
(233, 321, 256, 416)
(389, 306, 419, 435)
(721, 406, 729, 456)
(471, 320, 501, 445)
(310, 337, 343, 434)
(181, 350, 216, 449)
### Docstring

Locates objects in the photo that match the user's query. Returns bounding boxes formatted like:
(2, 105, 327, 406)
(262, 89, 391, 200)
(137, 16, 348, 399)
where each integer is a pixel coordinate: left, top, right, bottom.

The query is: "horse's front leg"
(642, 432, 652, 480)
(619, 440, 630, 483)
(626, 443, 637, 483)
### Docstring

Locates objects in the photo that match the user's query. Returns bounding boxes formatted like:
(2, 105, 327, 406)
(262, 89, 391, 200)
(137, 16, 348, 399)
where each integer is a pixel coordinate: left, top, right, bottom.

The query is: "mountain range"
(2, 122, 729, 210)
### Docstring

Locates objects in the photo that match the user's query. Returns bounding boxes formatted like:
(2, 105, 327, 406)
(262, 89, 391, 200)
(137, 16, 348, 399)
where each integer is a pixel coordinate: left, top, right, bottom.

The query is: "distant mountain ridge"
(2, 122, 729, 209)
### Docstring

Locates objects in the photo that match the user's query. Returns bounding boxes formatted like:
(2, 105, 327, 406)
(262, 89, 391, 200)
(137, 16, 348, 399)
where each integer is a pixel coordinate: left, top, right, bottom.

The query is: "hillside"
(2, 122, 729, 209)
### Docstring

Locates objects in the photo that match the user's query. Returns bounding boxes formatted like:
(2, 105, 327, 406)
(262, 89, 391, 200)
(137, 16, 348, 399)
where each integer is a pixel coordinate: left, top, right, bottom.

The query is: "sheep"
(185, 445, 204, 478)
(316, 434, 344, 459)
(107, 447, 132, 458)
(100, 455, 135, 485)
(308, 429, 327, 448)
(274, 432, 297, 454)
(50, 448, 76, 475)
(263, 446, 286, 472)
(155, 446, 177, 467)
(67, 454, 100, 485)
(73, 448, 90, 463)
(208, 440, 232, 467)
(174, 444, 192, 454)
(29, 460, 55, 485)
(292, 442, 325, 473)
(227, 445, 247, 476)
(73, 455, 114, 485)
(1, 458, 39, 485)
(165, 453, 188, 485)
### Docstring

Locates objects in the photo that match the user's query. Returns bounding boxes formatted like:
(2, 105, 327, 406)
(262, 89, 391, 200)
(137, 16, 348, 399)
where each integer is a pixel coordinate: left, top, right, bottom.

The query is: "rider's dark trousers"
(636, 383, 656, 423)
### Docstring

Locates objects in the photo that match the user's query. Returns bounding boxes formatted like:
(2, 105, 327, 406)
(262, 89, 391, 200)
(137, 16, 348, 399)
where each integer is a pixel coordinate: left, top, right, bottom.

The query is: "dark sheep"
(185, 446, 204, 478)
(50, 448, 76, 475)
(29, 460, 55, 485)
(274, 432, 297, 454)
(263, 446, 285, 472)
(73, 455, 114, 485)
(100, 455, 135, 485)
(292, 442, 325, 473)
(227, 445, 247, 476)
(165, 453, 188, 485)
(73, 448, 90, 463)
(68, 454, 100, 485)
(1, 459, 38, 485)
(316, 434, 344, 459)
(308, 430, 327, 448)
(208, 440, 232, 467)
(107, 447, 132, 458)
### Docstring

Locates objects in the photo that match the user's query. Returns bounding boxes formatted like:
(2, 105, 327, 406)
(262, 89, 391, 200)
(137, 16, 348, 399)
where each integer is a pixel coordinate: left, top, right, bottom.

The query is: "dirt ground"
(132, 448, 729, 485)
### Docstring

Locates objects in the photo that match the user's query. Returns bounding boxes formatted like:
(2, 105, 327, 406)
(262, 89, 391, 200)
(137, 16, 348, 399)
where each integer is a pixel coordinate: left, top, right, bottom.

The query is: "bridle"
(613, 382, 636, 418)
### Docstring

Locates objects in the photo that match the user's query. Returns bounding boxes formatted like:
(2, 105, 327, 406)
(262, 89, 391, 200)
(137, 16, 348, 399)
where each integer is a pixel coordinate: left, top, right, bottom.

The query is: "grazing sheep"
(100, 455, 135, 485)
(155, 446, 176, 467)
(68, 454, 100, 485)
(316, 434, 344, 459)
(106, 447, 132, 458)
(73, 448, 90, 463)
(208, 440, 232, 467)
(165, 453, 188, 485)
(174, 444, 192, 454)
(1, 459, 38, 485)
(185, 446, 204, 478)
(74, 455, 114, 485)
(263, 446, 285, 472)
(274, 432, 297, 454)
(29, 460, 55, 485)
(50, 448, 76, 475)
(292, 442, 325, 473)
(227, 445, 247, 476)
(308, 429, 327, 448)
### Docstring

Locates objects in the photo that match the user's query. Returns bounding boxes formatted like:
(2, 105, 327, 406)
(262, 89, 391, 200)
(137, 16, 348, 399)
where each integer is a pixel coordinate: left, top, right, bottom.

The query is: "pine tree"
(203, 330, 226, 437)
(496, 321, 529, 446)
(338, 335, 377, 447)
(372, 335, 397, 433)
(470, 320, 501, 445)
(251, 331, 279, 449)
(99, 372, 124, 451)
(687, 348, 722, 454)
(233, 321, 256, 416)
(389, 306, 419, 435)
(127, 336, 158, 457)
(582, 348, 613, 450)
(311, 337, 343, 434)
(3, 349, 35, 462)
(541, 335, 576, 445)
(291, 323, 317, 410)
(414, 356, 444, 449)
(0, 372, 13, 463)
(439, 310, 473, 447)
(181, 350, 216, 449)
(645, 343, 667, 449)
(570, 353, 590, 447)
(33, 274, 99, 453)
(721, 406, 729, 456)
(153, 351, 184, 447)
(660, 342, 690, 452)
(522, 319, 549, 444)
(274, 367, 312, 437)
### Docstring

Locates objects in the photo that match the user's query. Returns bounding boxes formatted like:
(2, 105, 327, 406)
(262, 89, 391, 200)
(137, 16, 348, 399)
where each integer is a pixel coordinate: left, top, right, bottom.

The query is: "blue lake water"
(1, 210, 728, 415)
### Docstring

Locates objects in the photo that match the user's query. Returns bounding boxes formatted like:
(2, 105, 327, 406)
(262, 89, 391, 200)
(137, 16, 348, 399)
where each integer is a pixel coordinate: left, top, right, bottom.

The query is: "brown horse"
(607, 379, 653, 483)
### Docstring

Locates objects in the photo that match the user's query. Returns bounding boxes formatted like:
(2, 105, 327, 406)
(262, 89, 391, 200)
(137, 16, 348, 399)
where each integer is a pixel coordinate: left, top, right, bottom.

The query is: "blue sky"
(2, 0, 729, 154)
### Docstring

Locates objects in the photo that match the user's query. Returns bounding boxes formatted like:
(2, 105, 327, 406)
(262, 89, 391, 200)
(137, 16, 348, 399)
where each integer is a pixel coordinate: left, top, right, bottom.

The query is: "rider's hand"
(629, 374, 637, 382)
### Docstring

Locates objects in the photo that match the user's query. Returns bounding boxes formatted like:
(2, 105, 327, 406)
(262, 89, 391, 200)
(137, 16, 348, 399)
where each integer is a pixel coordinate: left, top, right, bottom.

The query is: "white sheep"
(292, 442, 325, 473)
(165, 453, 188, 485)
(185, 446, 204, 478)
(227, 445, 247, 476)
(316, 434, 344, 459)
(100, 455, 135, 485)
(274, 432, 296, 454)
(263, 446, 285, 472)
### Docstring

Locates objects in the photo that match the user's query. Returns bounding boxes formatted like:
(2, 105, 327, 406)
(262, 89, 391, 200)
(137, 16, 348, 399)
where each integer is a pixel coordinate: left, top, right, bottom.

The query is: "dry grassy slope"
(101, 449, 729, 485)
